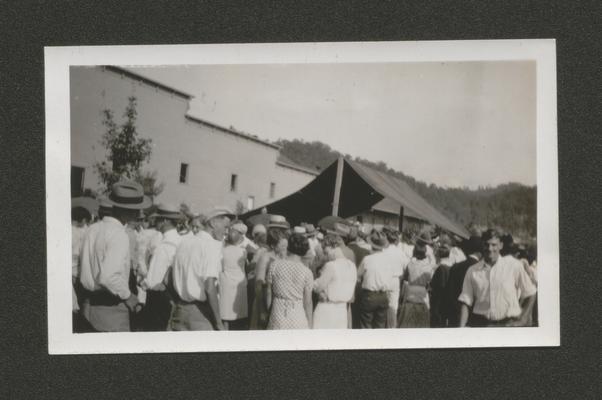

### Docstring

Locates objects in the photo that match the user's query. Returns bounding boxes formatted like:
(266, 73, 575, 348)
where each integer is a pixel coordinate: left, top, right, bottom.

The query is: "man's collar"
(480, 257, 501, 269)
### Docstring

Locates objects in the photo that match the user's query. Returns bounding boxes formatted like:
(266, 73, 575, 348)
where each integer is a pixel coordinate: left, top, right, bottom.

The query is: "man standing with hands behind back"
(458, 229, 537, 327)
(79, 180, 150, 332)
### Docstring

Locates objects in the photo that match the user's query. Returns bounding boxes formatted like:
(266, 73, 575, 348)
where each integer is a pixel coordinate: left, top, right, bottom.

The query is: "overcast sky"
(130, 61, 536, 189)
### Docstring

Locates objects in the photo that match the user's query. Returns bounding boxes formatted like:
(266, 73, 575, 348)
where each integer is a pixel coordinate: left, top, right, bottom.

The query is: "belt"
(86, 290, 122, 306)
(361, 288, 387, 293)
(171, 292, 207, 305)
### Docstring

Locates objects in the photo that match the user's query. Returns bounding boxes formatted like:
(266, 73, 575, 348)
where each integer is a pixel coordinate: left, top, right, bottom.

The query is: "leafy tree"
(133, 169, 165, 201)
(94, 96, 154, 192)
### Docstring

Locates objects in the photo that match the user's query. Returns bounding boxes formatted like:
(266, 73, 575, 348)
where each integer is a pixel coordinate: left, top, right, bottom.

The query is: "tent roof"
(346, 160, 469, 237)
(370, 197, 422, 220)
(241, 158, 469, 238)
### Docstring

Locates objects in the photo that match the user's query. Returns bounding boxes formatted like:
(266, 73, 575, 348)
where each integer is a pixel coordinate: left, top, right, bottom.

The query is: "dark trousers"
(358, 289, 388, 329)
(142, 290, 173, 331)
(72, 311, 98, 333)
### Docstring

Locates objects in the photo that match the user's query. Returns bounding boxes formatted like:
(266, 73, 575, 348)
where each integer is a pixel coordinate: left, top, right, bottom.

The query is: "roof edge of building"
(185, 114, 281, 150)
(103, 66, 194, 100)
(275, 160, 319, 176)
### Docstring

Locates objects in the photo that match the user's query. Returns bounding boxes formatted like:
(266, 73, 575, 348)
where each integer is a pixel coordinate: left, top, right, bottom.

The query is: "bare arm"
(266, 284, 273, 311)
(459, 303, 470, 327)
(304, 283, 313, 328)
(204, 277, 225, 330)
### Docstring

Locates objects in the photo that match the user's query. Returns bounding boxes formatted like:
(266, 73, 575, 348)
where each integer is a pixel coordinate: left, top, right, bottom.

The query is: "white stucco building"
(70, 66, 317, 214)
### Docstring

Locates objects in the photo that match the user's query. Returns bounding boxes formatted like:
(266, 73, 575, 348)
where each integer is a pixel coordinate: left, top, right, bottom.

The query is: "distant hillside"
(276, 139, 536, 239)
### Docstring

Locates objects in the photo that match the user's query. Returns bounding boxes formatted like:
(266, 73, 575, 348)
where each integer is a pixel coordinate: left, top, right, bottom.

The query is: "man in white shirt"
(75, 198, 112, 331)
(458, 229, 537, 327)
(140, 204, 183, 331)
(382, 228, 410, 328)
(79, 181, 150, 332)
(357, 230, 394, 329)
(169, 206, 234, 331)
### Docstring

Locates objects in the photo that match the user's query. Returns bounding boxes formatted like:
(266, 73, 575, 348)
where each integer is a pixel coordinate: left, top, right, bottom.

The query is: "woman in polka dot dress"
(266, 233, 314, 329)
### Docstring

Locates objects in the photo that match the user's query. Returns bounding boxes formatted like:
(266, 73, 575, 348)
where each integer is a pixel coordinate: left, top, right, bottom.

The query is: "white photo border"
(46, 40, 559, 354)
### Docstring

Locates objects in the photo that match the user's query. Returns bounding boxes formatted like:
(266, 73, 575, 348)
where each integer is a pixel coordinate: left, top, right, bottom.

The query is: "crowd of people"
(71, 180, 539, 333)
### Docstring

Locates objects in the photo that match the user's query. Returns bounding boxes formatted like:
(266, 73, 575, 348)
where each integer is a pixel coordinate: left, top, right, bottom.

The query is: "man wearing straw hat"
(169, 206, 234, 330)
(139, 204, 184, 331)
(79, 180, 151, 332)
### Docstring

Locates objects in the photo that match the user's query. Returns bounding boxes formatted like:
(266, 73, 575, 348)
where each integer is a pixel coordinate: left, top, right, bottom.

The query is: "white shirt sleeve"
(98, 230, 131, 300)
(204, 242, 222, 280)
(79, 229, 95, 291)
(143, 244, 171, 290)
(313, 262, 334, 293)
(457, 267, 475, 307)
(516, 261, 537, 299)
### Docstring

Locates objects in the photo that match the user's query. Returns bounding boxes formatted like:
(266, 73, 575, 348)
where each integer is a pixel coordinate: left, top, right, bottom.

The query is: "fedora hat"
(267, 215, 290, 229)
(204, 206, 235, 223)
(416, 231, 433, 246)
(150, 203, 184, 220)
(367, 230, 388, 250)
(326, 222, 351, 238)
(107, 180, 151, 210)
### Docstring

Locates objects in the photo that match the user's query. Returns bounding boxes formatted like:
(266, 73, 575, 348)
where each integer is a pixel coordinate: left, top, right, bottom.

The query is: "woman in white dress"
(312, 233, 357, 329)
(219, 222, 249, 330)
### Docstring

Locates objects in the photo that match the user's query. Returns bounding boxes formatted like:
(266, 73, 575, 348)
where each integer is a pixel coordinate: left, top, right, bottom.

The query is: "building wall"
(352, 211, 425, 233)
(70, 66, 315, 213)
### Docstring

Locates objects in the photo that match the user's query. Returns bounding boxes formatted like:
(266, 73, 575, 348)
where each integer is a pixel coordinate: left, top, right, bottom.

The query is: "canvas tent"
(242, 157, 469, 238)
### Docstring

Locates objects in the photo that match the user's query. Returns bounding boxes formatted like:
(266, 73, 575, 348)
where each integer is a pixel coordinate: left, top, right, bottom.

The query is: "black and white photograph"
(45, 40, 559, 353)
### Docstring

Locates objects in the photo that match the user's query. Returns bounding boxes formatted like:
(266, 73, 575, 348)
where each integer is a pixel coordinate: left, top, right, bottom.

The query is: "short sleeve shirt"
(357, 250, 395, 291)
(458, 255, 537, 321)
(172, 230, 223, 302)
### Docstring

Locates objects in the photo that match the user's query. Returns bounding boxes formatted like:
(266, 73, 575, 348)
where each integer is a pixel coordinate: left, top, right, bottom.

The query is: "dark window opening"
(179, 163, 189, 183)
(71, 166, 85, 197)
(230, 174, 238, 192)
(269, 182, 276, 198)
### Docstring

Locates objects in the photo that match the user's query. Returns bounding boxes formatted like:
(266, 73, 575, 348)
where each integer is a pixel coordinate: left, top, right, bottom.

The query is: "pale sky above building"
(129, 61, 536, 189)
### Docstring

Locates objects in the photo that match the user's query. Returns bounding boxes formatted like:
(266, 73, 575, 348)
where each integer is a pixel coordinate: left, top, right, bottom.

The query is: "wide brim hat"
(267, 215, 290, 229)
(325, 221, 351, 238)
(150, 203, 184, 220)
(367, 230, 388, 250)
(204, 206, 236, 223)
(415, 230, 433, 246)
(107, 180, 151, 210)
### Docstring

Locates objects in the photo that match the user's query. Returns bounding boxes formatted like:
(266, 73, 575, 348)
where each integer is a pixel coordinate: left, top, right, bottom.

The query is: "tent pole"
(332, 156, 344, 216)
(398, 206, 404, 233)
